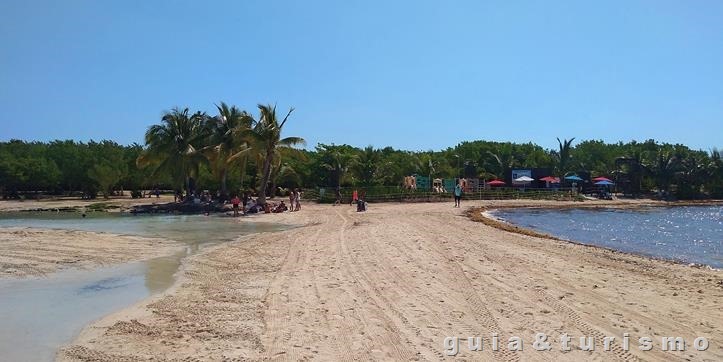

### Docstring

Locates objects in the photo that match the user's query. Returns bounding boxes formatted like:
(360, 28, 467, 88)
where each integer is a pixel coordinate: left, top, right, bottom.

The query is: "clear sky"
(1, 0, 722, 151)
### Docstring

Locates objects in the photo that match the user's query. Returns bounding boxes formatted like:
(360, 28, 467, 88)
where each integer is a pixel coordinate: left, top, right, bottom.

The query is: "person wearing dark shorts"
(334, 186, 342, 206)
(242, 192, 250, 214)
(454, 183, 463, 208)
(231, 195, 241, 217)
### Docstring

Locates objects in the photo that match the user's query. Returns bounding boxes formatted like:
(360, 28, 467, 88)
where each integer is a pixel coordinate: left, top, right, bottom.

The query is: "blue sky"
(1, 0, 722, 151)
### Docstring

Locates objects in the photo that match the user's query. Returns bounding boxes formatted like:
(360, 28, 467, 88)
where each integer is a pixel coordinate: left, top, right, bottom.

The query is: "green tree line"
(2, 104, 722, 200)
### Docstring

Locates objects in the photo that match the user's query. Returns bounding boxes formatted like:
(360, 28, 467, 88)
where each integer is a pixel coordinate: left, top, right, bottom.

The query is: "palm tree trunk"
(220, 168, 228, 199)
(240, 156, 247, 190)
(270, 178, 277, 200)
(257, 149, 273, 205)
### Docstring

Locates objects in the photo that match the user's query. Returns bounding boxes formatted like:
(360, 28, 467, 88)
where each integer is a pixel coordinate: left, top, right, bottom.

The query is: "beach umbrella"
(539, 176, 560, 183)
(592, 177, 612, 182)
(564, 175, 583, 181)
(487, 180, 506, 186)
(594, 180, 614, 186)
(514, 176, 535, 182)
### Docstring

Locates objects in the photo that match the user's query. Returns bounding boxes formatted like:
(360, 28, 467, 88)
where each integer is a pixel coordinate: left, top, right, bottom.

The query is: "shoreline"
(57, 235, 225, 360)
(0, 195, 178, 213)
(471, 204, 721, 271)
(57, 201, 722, 361)
(0, 209, 302, 362)
(0, 228, 185, 362)
(57, 230, 280, 360)
(59, 213, 313, 361)
(0, 227, 183, 278)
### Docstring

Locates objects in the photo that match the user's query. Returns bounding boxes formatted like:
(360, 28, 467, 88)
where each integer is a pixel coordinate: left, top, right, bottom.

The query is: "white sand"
(55, 201, 721, 361)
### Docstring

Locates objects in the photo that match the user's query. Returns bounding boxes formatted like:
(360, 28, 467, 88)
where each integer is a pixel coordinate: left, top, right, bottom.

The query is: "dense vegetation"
(1, 103, 722, 200)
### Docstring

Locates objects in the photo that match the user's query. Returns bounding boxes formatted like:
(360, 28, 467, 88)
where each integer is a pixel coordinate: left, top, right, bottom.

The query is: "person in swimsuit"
(294, 188, 302, 211)
(231, 195, 241, 217)
(351, 189, 358, 206)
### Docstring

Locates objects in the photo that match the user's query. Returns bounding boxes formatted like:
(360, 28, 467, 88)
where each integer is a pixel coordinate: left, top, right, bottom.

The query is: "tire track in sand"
(403, 215, 521, 362)
(335, 209, 421, 361)
(437, 212, 640, 362)
(263, 215, 352, 361)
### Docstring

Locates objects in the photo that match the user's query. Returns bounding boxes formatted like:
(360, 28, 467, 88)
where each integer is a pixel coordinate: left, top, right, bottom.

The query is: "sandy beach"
(0, 195, 176, 213)
(43, 200, 722, 361)
(5, 1, 723, 360)
(0, 228, 181, 278)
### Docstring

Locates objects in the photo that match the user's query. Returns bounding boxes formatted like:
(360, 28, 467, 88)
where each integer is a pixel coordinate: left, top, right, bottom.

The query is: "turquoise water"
(0, 213, 289, 362)
(493, 206, 723, 268)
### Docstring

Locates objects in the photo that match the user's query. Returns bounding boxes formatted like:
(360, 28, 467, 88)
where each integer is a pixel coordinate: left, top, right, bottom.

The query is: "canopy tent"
(487, 180, 506, 186)
(514, 176, 535, 182)
(592, 177, 612, 182)
(564, 175, 583, 181)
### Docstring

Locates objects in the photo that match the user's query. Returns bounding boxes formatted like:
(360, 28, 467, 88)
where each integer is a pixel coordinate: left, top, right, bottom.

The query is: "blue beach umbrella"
(564, 175, 583, 181)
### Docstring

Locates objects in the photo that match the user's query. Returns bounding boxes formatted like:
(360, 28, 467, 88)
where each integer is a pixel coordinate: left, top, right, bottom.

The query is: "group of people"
(288, 188, 303, 212)
(173, 189, 214, 204)
(229, 189, 302, 217)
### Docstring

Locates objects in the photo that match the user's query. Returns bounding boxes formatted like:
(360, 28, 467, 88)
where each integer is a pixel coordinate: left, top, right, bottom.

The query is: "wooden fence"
(303, 187, 579, 203)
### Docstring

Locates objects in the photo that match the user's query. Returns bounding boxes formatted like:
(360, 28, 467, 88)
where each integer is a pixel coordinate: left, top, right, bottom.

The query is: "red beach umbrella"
(487, 180, 506, 186)
(539, 176, 560, 183)
(592, 177, 612, 182)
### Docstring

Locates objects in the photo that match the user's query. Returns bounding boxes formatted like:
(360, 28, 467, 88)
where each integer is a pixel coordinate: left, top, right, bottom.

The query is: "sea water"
(0, 213, 290, 362)
(493, 206, 722, 269)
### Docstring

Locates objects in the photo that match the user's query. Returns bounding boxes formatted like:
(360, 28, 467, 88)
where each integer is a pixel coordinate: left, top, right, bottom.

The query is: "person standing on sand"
(231, 195, 241, 217)
(294, 188, 302, 211)
(351, 189, 358, 206)
(454, 183, 463, 208)
(288, 190, 295, 212)
(242, 192, 250, 214)
(334, 186, 342, 206)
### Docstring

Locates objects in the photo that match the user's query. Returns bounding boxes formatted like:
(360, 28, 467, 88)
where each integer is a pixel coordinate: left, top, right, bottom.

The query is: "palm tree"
(246, 104, 305, 205)
(553, 137, 575, 178)
(709, 149, 722, 170)
(486, 151, 516, 181)
(615, 151, 648, 196)
(353, 146, 380, 186)
(137, 108, 206, 195)
(650, 150, 678, 197)
(319, 144, 358, 187)
(201, 102, 253, 198)
(270, 152, 303, 193)
(677, 154, 706, 199)
(706, 149, 723, 197)
(414, 152, 442, 189)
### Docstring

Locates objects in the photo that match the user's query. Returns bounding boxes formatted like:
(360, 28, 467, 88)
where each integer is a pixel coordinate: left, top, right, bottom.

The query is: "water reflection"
(0, 213, 291, 361)
(494, 206, 722, 268)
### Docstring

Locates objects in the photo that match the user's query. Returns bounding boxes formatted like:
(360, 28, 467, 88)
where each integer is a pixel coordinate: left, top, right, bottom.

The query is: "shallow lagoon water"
(0, 212, 289, 361)
(493, 206, 723, 269)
